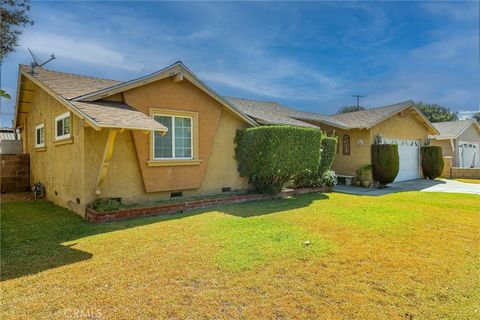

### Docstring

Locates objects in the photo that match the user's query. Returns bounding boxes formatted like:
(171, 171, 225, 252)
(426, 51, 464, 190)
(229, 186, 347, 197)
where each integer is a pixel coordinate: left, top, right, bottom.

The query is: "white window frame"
(35, 123, 45, 148)
(55, 112, 71, 141)
(152, 114, 194, 160)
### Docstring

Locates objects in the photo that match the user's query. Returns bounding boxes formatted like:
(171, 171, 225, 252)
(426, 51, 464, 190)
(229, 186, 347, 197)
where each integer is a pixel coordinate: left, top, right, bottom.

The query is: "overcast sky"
(1, 1, 479, 127)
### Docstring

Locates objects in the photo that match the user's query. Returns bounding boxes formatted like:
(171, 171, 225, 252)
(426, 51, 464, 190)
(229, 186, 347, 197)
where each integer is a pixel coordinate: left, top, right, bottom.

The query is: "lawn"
(1, 192, 479, 319)
(454, 178, 480, 184)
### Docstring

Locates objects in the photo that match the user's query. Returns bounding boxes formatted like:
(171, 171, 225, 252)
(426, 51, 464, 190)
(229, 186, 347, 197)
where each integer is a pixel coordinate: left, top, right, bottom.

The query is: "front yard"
(1, 192, 479, 319)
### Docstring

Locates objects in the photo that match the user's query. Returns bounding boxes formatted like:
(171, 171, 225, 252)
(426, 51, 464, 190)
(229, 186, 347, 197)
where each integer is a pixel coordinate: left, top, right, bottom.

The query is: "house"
(13, 60, 440, 215)
(13, 62, 257, 215)
(430, 120, 480, 168)
(227, 98, 439, 183)
(0, 128, 22, 154)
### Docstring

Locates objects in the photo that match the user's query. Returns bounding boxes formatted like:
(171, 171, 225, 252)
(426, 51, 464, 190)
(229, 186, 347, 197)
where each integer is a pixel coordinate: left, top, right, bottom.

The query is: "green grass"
(1, 192, 479, 319)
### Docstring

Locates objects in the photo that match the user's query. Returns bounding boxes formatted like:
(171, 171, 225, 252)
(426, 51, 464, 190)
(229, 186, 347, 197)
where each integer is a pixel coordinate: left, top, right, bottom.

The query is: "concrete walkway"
(334, 179, 480, 196)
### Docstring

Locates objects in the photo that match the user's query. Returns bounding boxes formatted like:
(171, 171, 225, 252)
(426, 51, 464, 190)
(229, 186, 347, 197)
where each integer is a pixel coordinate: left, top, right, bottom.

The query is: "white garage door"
(459, 142, 480, 168)
(383, 139, 421, 182)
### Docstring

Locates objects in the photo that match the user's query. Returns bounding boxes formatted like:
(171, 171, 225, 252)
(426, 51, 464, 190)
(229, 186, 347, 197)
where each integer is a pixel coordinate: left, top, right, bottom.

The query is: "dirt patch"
(1, 192, 34, 202)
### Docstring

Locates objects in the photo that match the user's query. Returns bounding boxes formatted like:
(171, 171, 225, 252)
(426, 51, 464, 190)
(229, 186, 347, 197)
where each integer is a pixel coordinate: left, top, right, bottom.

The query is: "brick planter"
(85, 186, 331, 223)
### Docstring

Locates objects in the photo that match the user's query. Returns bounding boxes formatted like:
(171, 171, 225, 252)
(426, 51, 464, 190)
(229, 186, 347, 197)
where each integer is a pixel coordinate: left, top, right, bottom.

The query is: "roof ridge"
(332, 100, 413, 117)
(20, 64, 122, 83)
(225, 96, 281, 105)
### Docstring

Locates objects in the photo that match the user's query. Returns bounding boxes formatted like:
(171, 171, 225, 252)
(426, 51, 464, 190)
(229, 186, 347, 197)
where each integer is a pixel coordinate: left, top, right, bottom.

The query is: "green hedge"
(235, 126, 323, 194)
(371, 144, 399, 188)
(319, 136, 337, 175)
(421, 146, 444, 180)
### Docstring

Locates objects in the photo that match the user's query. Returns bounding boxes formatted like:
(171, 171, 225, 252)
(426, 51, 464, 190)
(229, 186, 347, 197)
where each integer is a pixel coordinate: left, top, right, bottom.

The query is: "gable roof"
(19, 65, 122, 99)
(226, 97, 348, 129)
(72, 61, 257, 126)
(330, 100, 439, 134)
(226, 97, 438, 134)
(15, 66, 167, 132)
(430, 119, 480, 140)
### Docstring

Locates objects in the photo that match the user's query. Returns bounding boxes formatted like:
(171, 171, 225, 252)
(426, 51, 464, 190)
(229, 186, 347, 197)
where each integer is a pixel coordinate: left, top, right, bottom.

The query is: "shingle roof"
(18, 65, 167, 132)
(330, 100, 415, 129)
(70, 101, 167, 131)
(226, 97, 348, 129)
(431, 119, 479, 139)
(19, 65, 121, 99)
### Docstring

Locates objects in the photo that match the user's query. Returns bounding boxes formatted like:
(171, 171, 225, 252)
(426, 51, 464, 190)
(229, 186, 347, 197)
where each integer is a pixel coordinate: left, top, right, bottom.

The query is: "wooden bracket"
(95, 129, 118, 196)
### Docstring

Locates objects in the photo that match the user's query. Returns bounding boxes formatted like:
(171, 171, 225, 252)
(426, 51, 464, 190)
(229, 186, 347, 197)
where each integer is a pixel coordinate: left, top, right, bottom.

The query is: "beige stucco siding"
(314, 112, 429, 181)
(370, 113, 428, 143)
(458, 125, 480, 143)
(200, 109, 251, 193)
(431, 139, 454, 158)
(22, 83, 85, 214)
(82, 101, 251, 206)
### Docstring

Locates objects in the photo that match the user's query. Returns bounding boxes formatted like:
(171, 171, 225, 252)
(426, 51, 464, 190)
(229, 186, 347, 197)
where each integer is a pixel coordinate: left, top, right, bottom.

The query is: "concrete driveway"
(335, 179, 480, 196)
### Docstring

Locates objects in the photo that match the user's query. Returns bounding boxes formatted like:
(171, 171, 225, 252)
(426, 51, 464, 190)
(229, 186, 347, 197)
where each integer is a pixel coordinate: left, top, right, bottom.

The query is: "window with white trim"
(153, 114, 193, 159)
(55, 112, 71, 140)
(35, 124, 45, 148)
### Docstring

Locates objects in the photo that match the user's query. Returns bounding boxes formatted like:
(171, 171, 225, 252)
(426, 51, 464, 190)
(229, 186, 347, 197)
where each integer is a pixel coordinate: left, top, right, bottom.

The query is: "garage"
(459, 142, 480, 168)
(384, 138, 421, 182)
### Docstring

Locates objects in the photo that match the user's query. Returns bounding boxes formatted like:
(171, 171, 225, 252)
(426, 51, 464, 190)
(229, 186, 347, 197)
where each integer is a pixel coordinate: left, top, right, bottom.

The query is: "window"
(55, 112, 71, 140)
(342, 134, 350, 155)
(153, 114, 193, 159)
(35, 124, 45, 148)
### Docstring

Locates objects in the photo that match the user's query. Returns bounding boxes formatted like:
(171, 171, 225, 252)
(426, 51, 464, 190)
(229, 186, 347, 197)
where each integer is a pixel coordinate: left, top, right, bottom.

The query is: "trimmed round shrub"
(421, 146, 444, 180)
(319, 136, 337, 176)
(371, 144, 399, 188)
(235, 126, 323, 194)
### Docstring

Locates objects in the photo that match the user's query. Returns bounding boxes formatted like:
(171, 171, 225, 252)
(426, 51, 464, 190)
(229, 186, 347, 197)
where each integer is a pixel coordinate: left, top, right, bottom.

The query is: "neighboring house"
(0, 128, 22, 154)
(227, 98, 439, 183)
(13, 62, 256, 215)
(430, 120, 480, 168)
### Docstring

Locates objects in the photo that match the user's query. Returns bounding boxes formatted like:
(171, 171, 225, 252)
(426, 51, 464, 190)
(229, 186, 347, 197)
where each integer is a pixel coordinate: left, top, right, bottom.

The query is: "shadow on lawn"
(1, 193, 326, 281)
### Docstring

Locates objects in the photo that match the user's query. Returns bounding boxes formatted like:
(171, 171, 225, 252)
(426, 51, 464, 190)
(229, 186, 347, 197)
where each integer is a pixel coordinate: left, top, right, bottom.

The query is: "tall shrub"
(421, 146, 444, 180)
(371, 144, 399, 188)
(235, 126, 323, 194)
(319, 136, 337, 176)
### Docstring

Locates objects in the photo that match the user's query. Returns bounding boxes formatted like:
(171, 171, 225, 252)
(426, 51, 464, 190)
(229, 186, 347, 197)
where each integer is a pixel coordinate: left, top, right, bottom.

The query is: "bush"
(235, 126, 323, 194)
(319, 136, 337, 176)
(421, 146, 444, 180)
(371, 144, 399, 188)
(91, 198, 121, 212)
(320, 170, 337, 187)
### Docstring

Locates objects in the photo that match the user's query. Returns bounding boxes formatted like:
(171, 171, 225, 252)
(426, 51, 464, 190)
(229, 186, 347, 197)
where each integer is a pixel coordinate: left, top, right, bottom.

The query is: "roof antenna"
(28, 48, 55, 74)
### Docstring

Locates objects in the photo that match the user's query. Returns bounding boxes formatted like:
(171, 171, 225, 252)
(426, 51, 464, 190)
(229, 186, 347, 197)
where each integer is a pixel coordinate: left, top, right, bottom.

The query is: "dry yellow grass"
(1, 192, 479, 319)
(453, 178, 480, 184)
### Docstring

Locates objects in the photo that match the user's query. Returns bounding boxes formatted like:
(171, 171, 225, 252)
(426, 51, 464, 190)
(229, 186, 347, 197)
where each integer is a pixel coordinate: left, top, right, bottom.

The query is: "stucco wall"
(313, 112, 429, 181)
(431, 139, 456, 165)
(21, 83, 85, 214)
(458, 124, 480, 143)
(200, 109, 251, 193)
(83, 108, 251, 206)
(123, 78, 225, 192)
(370, 113, 428, 143)
(315, 124, 371, 177)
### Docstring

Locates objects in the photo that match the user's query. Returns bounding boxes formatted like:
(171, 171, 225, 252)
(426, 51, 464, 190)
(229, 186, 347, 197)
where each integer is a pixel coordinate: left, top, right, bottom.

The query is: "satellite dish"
(28, 48, 55, 74)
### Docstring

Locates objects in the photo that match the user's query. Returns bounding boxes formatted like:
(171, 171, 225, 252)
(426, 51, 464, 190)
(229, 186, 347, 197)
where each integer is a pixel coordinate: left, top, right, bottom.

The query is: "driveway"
(335, 179, 480, 196)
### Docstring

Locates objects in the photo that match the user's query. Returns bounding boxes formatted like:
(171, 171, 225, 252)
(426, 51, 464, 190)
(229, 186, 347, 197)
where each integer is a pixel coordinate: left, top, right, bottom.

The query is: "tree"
(0, 89, 11, 99)
(473, 112, 480, 124)
(415, 102, 458, 123)
(1, 0, 33, 63)
(337, 105, 365, 114)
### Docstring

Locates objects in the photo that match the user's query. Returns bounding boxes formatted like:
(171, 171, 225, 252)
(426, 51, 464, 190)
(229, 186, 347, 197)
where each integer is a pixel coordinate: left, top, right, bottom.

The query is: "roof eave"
(72, 62, 258, 127)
